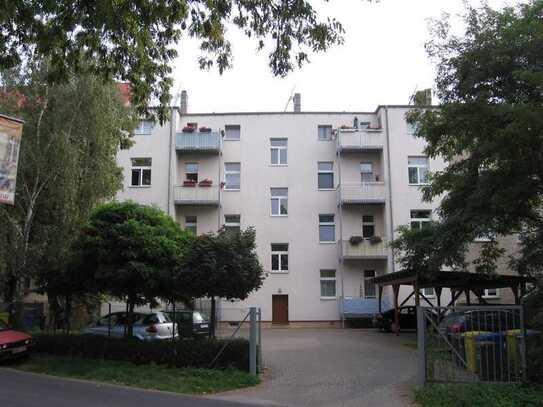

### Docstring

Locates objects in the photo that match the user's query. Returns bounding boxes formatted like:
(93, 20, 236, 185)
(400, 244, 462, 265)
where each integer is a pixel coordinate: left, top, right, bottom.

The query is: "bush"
(33, 334, 250, 371)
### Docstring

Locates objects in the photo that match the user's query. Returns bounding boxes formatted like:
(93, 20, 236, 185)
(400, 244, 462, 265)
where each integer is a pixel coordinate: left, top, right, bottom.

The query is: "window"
(130, 157, 152, 186)
(224, 163, 240, 190)
(407, 121, 418, 135)
(408, 156, 429, 185)
(410, 210, 431, 230)
(319, 214, 335, 243)
(271, 244, 288, 273)
(185, 163, 198, 182)
(362, 215, 375, 238)
(422, 287, 435, 297)
(185, 216, 197, 235)
(318, 125, 333, 140)
(318, 162, 334, 189)
(133, 120, 154, 135)
(362, 270, 376, 299)
(483, 288, 499, 298)
(270, 138, 288, 165)
(271, 188, 288, 216)
(360, 162, 374, 183)
(224, 125, 241, 140)
(224, 215, 241, 233)
(320, 270, 336, 298)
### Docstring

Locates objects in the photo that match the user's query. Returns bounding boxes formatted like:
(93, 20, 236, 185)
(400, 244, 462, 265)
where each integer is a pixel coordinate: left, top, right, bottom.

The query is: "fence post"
(417, 306, 426, 387)
(520, 304, 528, 382)
(249, 307, 257, 376)
(257, 308, 262, 373)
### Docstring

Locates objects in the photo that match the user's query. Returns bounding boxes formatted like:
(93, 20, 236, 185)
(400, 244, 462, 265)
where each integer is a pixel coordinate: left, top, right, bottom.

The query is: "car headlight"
(25, 339, 31, 345)
(0, 344, 7, 349)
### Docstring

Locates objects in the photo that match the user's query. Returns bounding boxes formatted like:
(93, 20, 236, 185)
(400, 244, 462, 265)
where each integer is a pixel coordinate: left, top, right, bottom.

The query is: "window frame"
(224, 214, 241, 233)
(224, 162, 241, 191)
(318, 214, 336, 244)
(318, 125, 333, 141)
(317, 161, 334, 190)
(185, 216, 197, 235)
(483, 288, 499, 298)
(271, 243, 289, 273)
(320, 269, 337, 299)
(362, 270, 376, 299)
(130, 157, 152, 187)
(410, 210, 431, 230)
(270, 138, 288, 166)
(270, 188, 288, 216)
(362, 215, 375, 238)
(422, 287, 435, 298)
(360, 162, 374, 183)
(224, 124, 241, 141)
(185, 162, 199, 182)
(408, 156, 429, 185)
(133, 120, 154, 136)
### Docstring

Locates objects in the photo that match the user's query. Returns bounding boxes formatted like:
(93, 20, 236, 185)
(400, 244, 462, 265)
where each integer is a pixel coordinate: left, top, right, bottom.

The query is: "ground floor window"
(320, 270, 336, 298)
(362, 270, 376, 299)
(483, 288, 499, 298)
(271, 244, 289, 273)
(185, 216, 197, 235)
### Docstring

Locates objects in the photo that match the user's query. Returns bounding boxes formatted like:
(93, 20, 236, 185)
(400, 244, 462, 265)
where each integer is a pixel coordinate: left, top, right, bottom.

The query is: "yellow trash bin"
(506, 329, 523, 375)
(462, 331, 490, 373)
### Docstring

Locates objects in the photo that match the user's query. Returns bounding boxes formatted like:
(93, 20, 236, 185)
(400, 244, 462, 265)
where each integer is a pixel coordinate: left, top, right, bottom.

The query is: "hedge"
(33, 334, 250, 372)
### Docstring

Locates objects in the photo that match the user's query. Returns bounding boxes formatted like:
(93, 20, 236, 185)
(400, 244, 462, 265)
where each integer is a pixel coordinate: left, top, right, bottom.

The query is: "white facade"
(116, 103, 449, 323)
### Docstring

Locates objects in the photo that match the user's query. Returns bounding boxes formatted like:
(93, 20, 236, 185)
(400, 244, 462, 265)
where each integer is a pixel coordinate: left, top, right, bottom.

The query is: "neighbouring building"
(115, 92, 513, 326)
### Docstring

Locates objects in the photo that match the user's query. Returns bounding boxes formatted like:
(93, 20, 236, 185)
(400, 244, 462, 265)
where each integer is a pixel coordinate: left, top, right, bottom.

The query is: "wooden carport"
(372, 270, 534, 335)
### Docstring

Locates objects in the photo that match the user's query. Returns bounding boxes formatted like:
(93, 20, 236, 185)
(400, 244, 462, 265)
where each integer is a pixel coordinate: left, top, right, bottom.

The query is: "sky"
(171, 0, 517, 113)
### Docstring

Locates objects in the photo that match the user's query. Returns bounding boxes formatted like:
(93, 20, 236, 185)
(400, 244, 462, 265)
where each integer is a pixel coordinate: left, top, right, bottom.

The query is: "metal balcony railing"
(176, 131, 221, 152)
(337, 182, 386, 204)
(337, 129, 384, 151)
(339, 239, 388, 259)
(173, 185, 220, 205)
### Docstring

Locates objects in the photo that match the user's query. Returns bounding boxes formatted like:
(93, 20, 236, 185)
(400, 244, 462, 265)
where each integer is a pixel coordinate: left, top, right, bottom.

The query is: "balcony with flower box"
(339, 237, 388, 260)
(173, 180, 219, 205)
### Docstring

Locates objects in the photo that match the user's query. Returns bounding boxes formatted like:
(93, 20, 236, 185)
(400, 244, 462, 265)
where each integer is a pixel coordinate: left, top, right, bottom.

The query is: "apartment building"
(116, 93, 453, 325)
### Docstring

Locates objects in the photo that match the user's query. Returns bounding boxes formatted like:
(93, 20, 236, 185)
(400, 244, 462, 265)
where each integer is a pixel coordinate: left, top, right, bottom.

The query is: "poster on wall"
(0, 114, 24, 205)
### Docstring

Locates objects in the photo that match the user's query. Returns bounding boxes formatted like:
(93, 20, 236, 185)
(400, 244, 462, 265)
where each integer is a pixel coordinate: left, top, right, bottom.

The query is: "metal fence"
(0, 302, 45, 331)
(417, 305, 534, 385)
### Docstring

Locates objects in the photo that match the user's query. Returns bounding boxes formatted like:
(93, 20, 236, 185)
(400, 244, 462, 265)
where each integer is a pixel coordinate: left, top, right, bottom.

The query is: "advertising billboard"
(0, 114, 24, 205)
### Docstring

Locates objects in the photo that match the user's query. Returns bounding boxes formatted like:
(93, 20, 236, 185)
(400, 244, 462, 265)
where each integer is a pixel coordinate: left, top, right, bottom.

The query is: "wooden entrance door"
(272, 295, 289, 324)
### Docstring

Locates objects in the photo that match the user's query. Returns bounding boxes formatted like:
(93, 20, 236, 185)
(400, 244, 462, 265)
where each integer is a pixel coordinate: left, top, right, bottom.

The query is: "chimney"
(180, 90, 188, 114)
(413, 89, 432, 106)
(293, 93, 301, 113)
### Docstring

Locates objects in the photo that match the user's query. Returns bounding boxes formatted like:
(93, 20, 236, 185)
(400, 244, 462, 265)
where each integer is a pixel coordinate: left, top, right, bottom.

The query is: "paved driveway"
(215, 329, 417, 407)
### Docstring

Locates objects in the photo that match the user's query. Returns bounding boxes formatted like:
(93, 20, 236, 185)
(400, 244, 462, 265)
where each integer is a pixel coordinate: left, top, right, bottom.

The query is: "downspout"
(384, 107, 395, 272)
(337, 129, 345, 329)
(167, 107, 176, 217)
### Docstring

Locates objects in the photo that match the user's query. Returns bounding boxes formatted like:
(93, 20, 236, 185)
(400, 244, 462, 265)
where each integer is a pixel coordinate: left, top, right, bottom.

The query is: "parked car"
(0, 319, 33, 360)
(374, 306, 418, 332)
(163, 310, 210, 337)
(438, 309, 521, 334)
(82, 311, 176, 341)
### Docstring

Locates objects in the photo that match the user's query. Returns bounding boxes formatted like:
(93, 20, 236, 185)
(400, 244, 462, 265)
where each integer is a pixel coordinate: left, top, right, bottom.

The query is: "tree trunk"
(210, 297, 216, 339)
(64, 294, 72, 334)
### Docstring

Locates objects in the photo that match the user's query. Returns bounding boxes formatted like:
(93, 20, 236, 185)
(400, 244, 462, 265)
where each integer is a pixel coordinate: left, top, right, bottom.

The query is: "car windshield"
(193, 312, 205, 323)
(0, 319, 8, 331)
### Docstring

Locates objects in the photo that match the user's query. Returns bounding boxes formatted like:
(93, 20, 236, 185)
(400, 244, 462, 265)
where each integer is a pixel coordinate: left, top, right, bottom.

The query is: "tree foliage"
(398, 1, 543, 276)
(2, 0, 353, 122)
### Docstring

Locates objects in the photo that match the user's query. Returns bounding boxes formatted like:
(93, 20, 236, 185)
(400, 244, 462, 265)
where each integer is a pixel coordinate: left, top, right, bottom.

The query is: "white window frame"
(362, 215, 375, 238)
(185, 162, 199, 182)
(410, 210, 431, 230)
(318, 162, 334, 190)
(224, 215, 241, 233)
(320, 270, 337, 299)
(318, 214, 335, 243)
(185, 216, 197, 235)
(270, 188, 288, 216)
(270, 138, 288, 166)
(362, 270, 376, 299)
(271, 244, 289, 273)
(483, 288, 499, 298)
(133, 120, 154, 136)
(224, 124, 241, 141)
(224, 162, 241, 191)
(360, 162, 374, 183)
(421, 287, 435, 298)
(318, 125, 333, 141)
(408, 156, 429, 185)
(130, 157, 152, 187)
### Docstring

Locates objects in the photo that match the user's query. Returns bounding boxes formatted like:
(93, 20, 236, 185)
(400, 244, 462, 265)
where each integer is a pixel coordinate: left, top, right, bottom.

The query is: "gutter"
(167, 107, 175, 216)
(384, 107, 396, 273)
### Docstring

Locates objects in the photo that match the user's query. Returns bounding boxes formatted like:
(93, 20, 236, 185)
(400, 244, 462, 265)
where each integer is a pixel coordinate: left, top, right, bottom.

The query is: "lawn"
(12, 355, 259, 395)
(416, 383, 543, 407)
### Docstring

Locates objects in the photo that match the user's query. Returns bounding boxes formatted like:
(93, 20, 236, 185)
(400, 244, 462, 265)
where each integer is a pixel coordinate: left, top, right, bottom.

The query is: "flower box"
(182, 126, 195, 133)
(183, 180, 196, 187)
(198, 179, 213, 187)
(369, 236, 383, 244)
(349, 236, 363, 245)
(199, 127, 212, 133)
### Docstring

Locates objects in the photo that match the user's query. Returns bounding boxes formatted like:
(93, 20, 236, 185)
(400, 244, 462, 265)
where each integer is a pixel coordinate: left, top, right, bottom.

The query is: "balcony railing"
(337, 129, 383, 151)
(176, 131, 221, 153)
(340, 239, 388, 260)
(337, 182, 386, 204)
(173, 185, 220, 205)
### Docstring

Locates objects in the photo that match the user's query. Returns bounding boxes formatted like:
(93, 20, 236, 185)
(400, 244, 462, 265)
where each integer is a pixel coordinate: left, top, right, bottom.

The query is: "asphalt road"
(0, 368, 259, 407)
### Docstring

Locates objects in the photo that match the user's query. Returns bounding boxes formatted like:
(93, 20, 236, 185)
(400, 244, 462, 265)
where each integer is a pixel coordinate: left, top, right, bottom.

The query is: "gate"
(417, 305, 527, 385)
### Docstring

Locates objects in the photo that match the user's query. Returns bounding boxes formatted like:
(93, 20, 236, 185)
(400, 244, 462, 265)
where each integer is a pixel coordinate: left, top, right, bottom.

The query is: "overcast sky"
(172, 0, 517, 113)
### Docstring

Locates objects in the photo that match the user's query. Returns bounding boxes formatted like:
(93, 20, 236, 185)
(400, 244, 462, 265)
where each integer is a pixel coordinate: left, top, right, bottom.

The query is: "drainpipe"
(384, 107, 395, 272)
(167, 107, 175, 217)
(337, 129, 345, 329)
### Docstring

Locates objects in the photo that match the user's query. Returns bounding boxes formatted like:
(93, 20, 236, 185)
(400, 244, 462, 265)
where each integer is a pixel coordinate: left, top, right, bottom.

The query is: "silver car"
(82, 311, 176, 341)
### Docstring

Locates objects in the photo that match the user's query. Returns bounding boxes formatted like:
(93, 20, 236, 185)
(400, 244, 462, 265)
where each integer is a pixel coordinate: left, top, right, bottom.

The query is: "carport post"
(249, 307, 257, 376)
(416, 306, 426, 387)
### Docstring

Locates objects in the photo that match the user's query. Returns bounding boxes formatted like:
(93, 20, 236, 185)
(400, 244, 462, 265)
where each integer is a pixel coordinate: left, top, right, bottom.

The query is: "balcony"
(173, 185, 220, 206)
(176, 131, 221, 153)
(341, 297, 390, 317)
(340, 239, 388, 260)
(337, 129, 383, 152)
(337, 182, 386, 205)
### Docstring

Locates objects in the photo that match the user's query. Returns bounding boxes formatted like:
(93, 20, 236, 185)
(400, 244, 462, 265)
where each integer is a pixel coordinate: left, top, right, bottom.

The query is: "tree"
(2, 1, 353, 123)
(74, 201, 193, 337)
(184, 227, 264, 337)
(0, 62, 135, 327)
(398, 1, 543, 276)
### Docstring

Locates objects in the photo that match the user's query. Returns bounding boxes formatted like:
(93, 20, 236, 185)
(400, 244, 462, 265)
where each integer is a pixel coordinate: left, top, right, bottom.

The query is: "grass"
(11, 354, 259, 395)
(415, 383, 543, 407)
